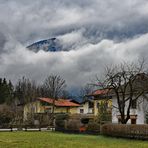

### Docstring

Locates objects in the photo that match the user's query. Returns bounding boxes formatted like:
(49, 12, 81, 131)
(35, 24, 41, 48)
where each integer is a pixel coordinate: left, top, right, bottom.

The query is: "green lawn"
(0, 132, 147, 148)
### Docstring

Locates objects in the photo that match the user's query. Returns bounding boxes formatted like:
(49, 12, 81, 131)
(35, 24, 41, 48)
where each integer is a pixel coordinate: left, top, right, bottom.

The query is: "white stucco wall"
(112, 95, 148, 124)
(77, 102, 89, 114)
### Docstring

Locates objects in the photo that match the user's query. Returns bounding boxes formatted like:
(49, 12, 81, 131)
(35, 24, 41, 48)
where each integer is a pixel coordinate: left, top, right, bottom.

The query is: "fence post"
(10, 127, 13, 132)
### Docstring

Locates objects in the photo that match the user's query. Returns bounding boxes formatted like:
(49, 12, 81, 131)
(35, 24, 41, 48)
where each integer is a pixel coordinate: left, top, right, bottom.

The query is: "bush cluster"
(55, 114, 100, 134)
(87, 121, 100, 133)
(66, 119, 81, 131)
(0, 105, 15, 128)
(55, 113, 69, 130)
(101, 124, 148, 140)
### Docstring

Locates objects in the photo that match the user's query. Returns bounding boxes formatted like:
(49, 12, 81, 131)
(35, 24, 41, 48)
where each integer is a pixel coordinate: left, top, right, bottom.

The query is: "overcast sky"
(0, 0, 148, 89)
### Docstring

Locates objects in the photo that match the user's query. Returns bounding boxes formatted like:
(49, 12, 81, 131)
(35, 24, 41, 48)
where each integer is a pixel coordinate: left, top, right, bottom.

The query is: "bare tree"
(43, 74, 66, 100)
(15, 77, 39, 104)
(95, 60, 148, 124)
(42, 74, 66, 125)
(79, 84, 94, 101)
(42, 75, 67, 125)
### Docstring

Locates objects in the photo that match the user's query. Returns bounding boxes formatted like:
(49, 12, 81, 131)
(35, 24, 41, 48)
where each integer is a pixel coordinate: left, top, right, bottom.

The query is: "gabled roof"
(38, 98, 80, 107)
(87, 89, 109, 97)
(92, 89, 109, 96)
(85, 89, 112, 100)
(68, 99, 81, 104)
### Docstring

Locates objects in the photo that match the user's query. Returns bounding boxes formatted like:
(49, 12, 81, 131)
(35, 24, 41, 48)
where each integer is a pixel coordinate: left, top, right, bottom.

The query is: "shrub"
(23, 113, 35, 127)
(86, 122, 100, 133)
(101, 124, 148, 140)
(0, 105, 15, 128)
(67, 119, 81, 131)
(55, 113, 69, 130)
(55, 113, 69, 120)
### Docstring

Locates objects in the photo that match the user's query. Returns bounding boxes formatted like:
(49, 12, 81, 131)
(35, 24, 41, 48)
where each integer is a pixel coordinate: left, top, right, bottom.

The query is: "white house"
(76, 100, 94, 114)
(69, 99, 94, 114)
(112, 93, 148, 124)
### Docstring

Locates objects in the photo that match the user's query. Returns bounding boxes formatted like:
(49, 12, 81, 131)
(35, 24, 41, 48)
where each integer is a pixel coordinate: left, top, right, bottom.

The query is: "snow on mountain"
(27, 38, 63, 52)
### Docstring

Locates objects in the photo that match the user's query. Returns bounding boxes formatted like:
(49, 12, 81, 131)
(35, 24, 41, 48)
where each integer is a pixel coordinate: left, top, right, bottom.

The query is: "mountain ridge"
(27, 38, 63, 52)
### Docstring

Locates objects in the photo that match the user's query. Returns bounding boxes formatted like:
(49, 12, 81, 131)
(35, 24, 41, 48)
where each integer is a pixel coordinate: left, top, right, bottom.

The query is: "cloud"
(1, 0, 148, 43)
(0, 0, 148, 89)
(57, 29, 88, 50)
(1, 32, 148, 88)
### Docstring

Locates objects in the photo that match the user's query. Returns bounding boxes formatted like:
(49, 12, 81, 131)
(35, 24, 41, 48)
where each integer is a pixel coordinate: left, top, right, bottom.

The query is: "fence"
(101, 124, 148, 140)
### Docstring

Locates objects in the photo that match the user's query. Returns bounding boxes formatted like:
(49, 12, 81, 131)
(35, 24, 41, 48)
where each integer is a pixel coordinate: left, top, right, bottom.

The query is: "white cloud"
(1, 32, 148, 88)
(0, 0, 148, 89)
(57, 29, 87, 50)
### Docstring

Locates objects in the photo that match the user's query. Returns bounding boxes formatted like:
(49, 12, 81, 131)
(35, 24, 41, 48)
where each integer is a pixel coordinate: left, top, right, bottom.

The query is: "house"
(24, 97, 80, 120)
(112, 93, 148, 124)
(70, 89, 112, 118)
(91, 88, 148, 124)
(111, 73, 148, 124)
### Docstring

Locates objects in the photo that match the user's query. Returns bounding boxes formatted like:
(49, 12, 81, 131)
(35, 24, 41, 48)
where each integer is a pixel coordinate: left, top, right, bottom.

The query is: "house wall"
(69, 107, 78, 114)
(94, 100, 98, 116)
(76, 99, 112, 116)
(77, 102, 89, 114)
(94, 99, 112, 116)
(24, 101, 42, 120)
(112, 95, 148, 124)
(54, 107, 67, 113)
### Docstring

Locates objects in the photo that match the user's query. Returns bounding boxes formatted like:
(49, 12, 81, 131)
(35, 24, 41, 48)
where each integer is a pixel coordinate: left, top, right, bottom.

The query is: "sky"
(0, 0, 148, 89)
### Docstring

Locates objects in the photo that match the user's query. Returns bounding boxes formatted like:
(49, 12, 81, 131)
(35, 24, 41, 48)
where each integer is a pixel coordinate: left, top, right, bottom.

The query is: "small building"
(24, 97, 80, 120)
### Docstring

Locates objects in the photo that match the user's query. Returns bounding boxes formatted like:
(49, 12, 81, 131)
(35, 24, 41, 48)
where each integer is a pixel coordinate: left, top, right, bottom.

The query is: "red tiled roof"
(91, 89, 109, 96)
(38, 98, 80, 107)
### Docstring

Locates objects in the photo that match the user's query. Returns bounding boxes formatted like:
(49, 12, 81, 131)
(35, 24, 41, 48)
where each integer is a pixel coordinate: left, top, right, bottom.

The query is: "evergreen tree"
(0, 78, 14, 104)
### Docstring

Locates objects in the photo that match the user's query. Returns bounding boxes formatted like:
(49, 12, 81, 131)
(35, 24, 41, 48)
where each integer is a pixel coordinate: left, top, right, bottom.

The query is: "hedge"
(101, 124, 148, 140)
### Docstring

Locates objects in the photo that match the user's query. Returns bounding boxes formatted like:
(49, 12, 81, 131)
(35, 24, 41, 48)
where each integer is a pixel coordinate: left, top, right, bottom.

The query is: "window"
(41, 101, 49, 106)
(97, 103, 100, 108)
(131, 99, 137, 109)
(88, 101, 94, 108)
(131, 118, 136, 124)
(45, 108, 52, 113)
(80, 109, 84, 114)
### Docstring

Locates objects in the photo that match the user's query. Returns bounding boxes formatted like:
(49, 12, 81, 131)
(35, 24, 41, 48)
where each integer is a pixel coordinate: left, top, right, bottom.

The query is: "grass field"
(0, 132, 148, 148)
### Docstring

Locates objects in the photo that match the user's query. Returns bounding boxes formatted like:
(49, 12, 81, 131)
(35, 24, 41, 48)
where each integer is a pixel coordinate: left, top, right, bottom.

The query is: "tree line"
(0, 75, 69, 105)
(1, 59, 147, 125)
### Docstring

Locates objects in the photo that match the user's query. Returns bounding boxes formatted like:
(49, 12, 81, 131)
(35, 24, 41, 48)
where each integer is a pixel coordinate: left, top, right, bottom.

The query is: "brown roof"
(38, 98, 80, 107)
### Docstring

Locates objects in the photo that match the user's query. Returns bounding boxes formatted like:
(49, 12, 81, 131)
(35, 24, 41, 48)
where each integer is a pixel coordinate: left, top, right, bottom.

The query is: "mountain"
(27, 38, 63, 52)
